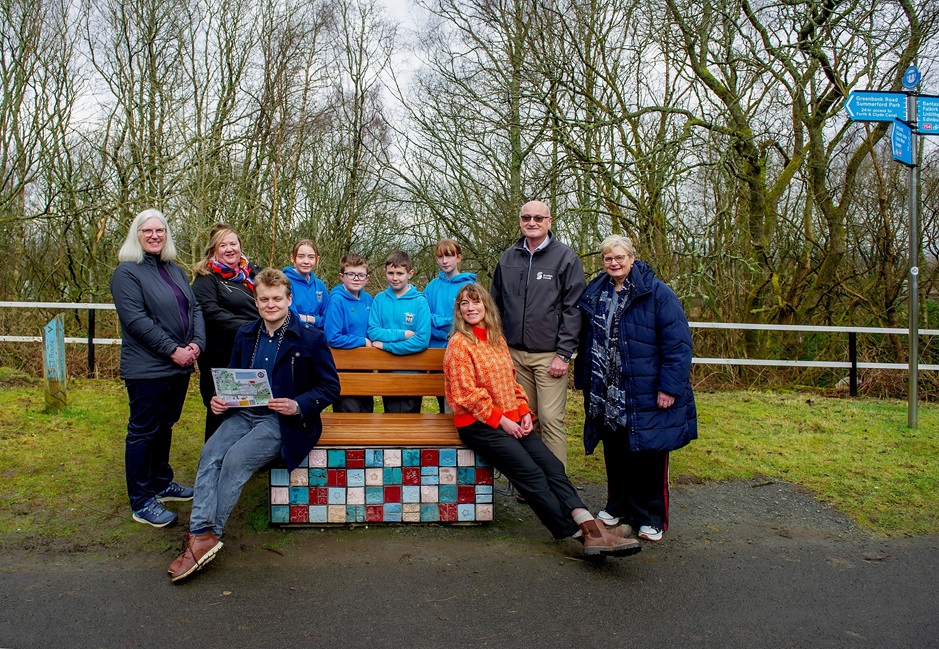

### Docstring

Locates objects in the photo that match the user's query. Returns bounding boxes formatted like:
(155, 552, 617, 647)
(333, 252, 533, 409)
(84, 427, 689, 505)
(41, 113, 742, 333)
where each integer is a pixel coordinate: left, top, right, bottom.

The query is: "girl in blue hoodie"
(423, 239, 476, 412)
(283, 239, 329, 328)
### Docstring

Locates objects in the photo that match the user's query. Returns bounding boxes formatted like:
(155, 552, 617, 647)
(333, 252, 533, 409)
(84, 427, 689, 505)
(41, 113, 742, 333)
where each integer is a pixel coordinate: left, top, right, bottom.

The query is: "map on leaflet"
(212, 368, 273, 407)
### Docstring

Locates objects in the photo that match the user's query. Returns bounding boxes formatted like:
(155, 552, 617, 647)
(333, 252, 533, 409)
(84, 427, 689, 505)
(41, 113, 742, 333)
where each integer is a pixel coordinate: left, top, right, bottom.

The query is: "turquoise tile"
(476, 485, 492, 503)
(309, 506, 328, 523)
(383, 467, 402, 485)
(365, 449, 383, 467)
(271, 506, 289, 523)
(365, 486, 384, 504)
(383, 503, 402, 522)
(457, 468, 476, 484)
(270, 468, 290, 486)
(346, 504, 365, 523)
(289, 486, 309, 505)
(402, 449, 420, 466)
(327, 449, 346, 467)
(420, 504, 439, 522)
(439, 449, 457, 466)
(439, 485, 457, 503)
(308, 468, 328, 487)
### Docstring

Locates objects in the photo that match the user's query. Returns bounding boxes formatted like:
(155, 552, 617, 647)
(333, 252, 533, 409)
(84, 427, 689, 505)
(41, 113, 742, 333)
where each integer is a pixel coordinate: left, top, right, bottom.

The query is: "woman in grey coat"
(110, 209, 205, 528)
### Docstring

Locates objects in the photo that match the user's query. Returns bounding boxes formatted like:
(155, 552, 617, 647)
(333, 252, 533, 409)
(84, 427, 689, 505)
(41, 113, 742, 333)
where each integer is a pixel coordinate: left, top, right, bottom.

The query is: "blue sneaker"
(132, 498, 178, 528)
(156, 482, 194, 502)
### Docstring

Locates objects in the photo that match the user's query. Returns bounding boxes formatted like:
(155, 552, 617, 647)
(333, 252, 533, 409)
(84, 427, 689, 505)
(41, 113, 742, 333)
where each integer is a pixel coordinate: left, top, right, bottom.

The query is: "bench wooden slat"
(338, 372, 445, 397)
(330, 347, 446, 371)
(319, 413, 460, 445)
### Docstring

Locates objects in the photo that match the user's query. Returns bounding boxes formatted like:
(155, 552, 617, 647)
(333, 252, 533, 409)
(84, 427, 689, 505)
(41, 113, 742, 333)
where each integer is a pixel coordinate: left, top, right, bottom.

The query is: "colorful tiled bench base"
(270, 447, 493, 525)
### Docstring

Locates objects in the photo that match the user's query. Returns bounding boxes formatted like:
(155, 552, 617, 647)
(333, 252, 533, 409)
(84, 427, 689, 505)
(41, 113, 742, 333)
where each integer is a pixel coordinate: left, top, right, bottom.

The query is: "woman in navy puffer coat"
(574, 235, 696, 543)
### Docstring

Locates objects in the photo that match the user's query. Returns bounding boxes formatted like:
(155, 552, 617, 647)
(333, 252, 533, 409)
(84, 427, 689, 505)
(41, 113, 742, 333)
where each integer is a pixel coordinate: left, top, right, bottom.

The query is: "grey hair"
(599, 234, 636, 258)
(117, 208, 178, 263)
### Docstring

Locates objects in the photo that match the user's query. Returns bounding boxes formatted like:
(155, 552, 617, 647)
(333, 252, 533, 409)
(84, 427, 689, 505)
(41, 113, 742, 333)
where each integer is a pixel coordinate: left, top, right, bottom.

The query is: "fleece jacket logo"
(536, 272, 554, 281)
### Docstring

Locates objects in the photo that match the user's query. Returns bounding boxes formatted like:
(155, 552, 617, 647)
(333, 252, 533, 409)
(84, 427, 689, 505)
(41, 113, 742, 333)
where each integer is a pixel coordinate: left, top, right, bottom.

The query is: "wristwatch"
(558, 353, 571, 363)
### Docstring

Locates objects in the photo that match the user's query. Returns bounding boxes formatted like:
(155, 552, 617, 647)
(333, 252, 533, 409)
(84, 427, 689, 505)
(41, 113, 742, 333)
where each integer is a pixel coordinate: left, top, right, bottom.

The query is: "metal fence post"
(848, 331, 858, 397)
(87, 308, 95, 378)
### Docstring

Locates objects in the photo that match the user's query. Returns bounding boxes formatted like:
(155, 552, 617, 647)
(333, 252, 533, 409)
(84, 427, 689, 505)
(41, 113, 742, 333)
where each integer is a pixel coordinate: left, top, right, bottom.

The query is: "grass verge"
(0, 376, 936, 552)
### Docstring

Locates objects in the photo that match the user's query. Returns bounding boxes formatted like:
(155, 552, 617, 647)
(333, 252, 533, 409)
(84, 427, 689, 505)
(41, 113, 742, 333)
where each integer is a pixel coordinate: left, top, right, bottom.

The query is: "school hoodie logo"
(404, 312, 414, 324)
(316, 290, 323, 302)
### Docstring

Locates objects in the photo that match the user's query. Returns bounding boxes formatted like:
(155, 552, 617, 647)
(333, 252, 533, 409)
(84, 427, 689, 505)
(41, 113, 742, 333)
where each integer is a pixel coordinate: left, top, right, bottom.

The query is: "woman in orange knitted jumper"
(443, 284, 639, 557)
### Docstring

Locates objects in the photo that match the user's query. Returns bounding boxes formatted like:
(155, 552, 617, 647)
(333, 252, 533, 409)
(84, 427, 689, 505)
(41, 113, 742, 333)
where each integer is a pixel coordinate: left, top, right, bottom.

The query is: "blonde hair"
(117, 209, 178, 263)
(193, 226, 244, 276)
(451, 284, 503, 347)
(599, 234, 636, 258)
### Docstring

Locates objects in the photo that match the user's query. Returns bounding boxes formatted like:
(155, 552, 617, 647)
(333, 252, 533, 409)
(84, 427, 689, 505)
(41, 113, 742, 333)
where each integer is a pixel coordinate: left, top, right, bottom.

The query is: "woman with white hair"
(110, 209, 205, 528)
(574, 235, 697, 543)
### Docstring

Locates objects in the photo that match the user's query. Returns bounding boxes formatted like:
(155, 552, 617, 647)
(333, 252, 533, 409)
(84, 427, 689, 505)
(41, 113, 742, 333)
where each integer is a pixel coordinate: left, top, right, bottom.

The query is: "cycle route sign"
(843, 90, 906, 122)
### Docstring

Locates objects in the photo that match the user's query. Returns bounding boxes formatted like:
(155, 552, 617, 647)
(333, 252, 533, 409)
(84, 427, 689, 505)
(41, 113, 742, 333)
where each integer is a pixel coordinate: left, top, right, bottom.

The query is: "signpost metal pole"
(906, 90, 919, 428)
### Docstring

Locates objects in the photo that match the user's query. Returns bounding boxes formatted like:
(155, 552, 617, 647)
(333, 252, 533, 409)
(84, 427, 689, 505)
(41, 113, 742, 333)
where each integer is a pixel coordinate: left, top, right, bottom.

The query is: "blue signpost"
(843, 90, 906, 122)
(844, 64, 924, 428)
(892, 119, 913, 166)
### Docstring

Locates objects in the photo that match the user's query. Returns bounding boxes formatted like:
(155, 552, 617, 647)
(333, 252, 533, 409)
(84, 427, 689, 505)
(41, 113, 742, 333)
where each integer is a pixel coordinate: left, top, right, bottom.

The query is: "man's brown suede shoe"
(168, 532, 223, 583)
(578, 519, 642, 557)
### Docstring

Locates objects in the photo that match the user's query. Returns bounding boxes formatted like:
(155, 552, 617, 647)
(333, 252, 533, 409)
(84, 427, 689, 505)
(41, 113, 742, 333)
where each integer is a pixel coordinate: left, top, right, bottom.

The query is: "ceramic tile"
(438, 449, 457, 466)
(297, 455, 309, 468)
(383, 503, 402, 522)
(475, 484, 493, 503)
(365, 467, 383, 486)
(438, 485, 457, 503)
(328, 487, 346, 505)
(289, 486, 309, 505)
(403, 503, 420, 515)
(457, 449, 475, 466)
(365, 505, 384, 522)
(383, 449, 401, 466)
(308, 505, 328, 523)
(365, 449, 383, 467)
(420, 449, 439, 466)
(310, 487, 329, 505)
(438, 467, 457, 485)
(270, 487, 289, 505)
(402, 509, 420, 523)
(475, 467, 493, 484)
(457, 467, 475, 484)
(271, 505, 289, 523)
(402, 467, 420, 485)
(345, 449, 365, 469)
(327, 449, 346, 467)
(420, 469, 439, 485)
(420, 503, 439, 522)
(439, 503, 457, 522)
(383, 467, 402, 485)
(365, 486, 384, 504)
(476, 504, 493, 521)
(457, 504, 475, 521)
(476, 456, 490, 467)
(402, 486, 420, 503)
(308, 468, 328, 487)
(309, 449, 328, 468)
(457, 486, 475, 504)
(270, 468, 290, 486)
(327, 469, 347, 487)
(289, 468, 308, 486)
(327, 505, 346, 523)
(347, 487, 365, 505)
(420, 485, 438, 503)
(383, 486, 401, 503)
(346, 504, 365, 523)
(402, 449, 421, 466)
(346, 469, 365, 487)
(289, 505, 309, 523)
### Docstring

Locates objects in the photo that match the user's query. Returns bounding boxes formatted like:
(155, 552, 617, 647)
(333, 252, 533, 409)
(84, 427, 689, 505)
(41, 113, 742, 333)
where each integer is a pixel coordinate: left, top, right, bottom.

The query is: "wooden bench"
(269, 347, 494, 525)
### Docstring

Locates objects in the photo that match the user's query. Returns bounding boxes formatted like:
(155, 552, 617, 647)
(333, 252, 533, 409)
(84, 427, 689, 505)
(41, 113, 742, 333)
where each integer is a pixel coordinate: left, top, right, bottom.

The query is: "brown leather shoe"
(578, 519, 642, 557)
(167, 532, 223, 583)
(604, 523, 635, 538)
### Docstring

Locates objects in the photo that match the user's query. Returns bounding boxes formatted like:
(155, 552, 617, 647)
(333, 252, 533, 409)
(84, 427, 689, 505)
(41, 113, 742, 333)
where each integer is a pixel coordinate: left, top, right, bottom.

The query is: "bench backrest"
(329, 347, 446, 397)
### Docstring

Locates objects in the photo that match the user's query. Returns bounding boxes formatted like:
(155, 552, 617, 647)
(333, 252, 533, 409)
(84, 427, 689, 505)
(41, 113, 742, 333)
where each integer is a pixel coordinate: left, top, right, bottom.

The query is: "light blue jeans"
(189, 409, 281, 537)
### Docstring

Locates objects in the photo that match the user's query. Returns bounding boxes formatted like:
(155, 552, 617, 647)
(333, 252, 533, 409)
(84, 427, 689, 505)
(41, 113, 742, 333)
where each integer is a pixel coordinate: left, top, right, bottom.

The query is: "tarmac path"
(1, 480, 936, 648)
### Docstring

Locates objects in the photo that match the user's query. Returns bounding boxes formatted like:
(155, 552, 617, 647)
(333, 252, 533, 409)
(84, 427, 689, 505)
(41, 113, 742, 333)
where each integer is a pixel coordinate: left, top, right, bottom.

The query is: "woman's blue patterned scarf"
(587, 276, 631, 431)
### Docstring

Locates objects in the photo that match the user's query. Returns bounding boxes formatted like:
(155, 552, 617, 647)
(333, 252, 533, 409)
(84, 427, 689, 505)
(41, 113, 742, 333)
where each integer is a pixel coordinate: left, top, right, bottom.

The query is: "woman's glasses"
(603, 255, 629, 265)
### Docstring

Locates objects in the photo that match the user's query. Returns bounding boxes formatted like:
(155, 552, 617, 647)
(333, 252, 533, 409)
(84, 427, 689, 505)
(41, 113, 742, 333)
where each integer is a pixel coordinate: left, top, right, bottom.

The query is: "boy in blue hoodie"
(368, 251, 431, 413)
(423, 238, 476, 412)
(324, 253, 374, 413)
(283, 239, 329, 328)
